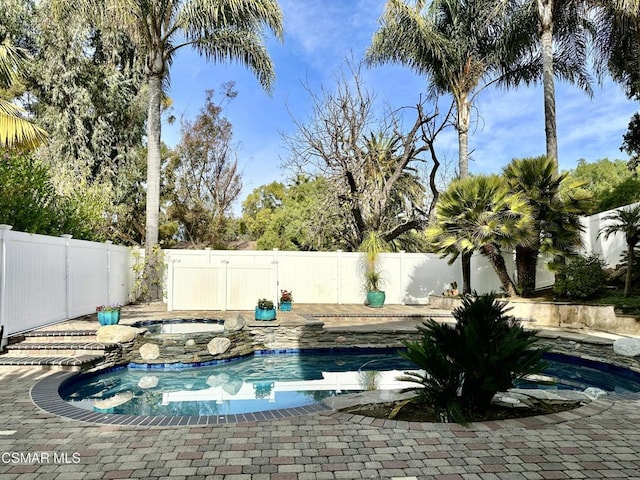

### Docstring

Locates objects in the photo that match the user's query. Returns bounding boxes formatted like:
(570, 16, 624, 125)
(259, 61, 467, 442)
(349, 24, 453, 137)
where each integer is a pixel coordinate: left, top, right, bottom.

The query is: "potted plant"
(360, 231, 386, 308)
(255, 298, 276, 321)
(96, 303, 121, 326)
(279, 290, 293, 311)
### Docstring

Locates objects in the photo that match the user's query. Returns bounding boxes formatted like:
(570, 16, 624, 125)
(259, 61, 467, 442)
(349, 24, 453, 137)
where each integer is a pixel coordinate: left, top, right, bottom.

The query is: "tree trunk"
(481, 244, 518, 297)
(625, 246, 634, 297)
(515, 245, 539, 297)
(144, 72, 163, 300)
(456, 95, 471, 178)
(538, 0, 559, 172)
(462, 250, 472, 294)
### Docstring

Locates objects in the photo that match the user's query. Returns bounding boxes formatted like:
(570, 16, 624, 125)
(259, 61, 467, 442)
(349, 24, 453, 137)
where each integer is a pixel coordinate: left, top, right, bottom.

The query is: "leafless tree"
(282, 62, 454, 250)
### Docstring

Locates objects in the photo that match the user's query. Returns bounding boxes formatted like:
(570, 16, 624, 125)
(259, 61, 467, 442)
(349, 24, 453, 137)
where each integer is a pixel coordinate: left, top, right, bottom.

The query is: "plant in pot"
(360, 231, 387, 308)
(279, 290, 293, 311)
(96, 303, 122, 326)
(255, 298, 276, 321)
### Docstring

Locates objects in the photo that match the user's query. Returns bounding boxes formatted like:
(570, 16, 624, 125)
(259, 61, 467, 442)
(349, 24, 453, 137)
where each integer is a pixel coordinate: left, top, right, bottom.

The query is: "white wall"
(0, 225, 134, 337)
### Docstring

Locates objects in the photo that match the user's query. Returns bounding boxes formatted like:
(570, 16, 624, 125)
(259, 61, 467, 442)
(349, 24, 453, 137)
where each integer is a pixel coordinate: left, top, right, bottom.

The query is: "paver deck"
(1, 302, 639, 479)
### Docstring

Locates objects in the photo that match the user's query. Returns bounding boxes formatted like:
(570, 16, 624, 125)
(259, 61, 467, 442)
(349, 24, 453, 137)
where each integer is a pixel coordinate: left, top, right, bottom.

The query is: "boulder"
(138, 375, 159, 389)
(207, 373, 230, 387)
(139, 343, 160, 361)
(613, 337, 640, 357)
(96, 325, 142, 344)
(93, 391, 133, 409)
(224, 314, 246, 332)
(207, 337, 231, 355)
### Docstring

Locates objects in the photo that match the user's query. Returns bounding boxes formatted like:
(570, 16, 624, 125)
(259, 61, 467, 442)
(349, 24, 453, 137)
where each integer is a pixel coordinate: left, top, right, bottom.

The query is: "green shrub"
(400, 293, 546, 422)
(553, 254, 608, 299)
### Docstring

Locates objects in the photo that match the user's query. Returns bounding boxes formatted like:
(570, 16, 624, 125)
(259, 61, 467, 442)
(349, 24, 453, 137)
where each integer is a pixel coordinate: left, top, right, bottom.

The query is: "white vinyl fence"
(164, 249, 537, 310)
(0, 225, 135, 338)
(579, 201, 640, 266)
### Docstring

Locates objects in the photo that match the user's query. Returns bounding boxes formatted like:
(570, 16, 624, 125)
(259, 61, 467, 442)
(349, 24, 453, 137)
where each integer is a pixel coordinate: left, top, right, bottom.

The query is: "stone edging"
(325, 397, 616, 432)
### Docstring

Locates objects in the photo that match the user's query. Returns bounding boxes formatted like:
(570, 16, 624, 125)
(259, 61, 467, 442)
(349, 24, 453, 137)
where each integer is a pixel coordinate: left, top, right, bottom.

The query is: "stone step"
(0, 354, 104, 372)
(4, 342, 118, 357)
(12, 330, 98, 345)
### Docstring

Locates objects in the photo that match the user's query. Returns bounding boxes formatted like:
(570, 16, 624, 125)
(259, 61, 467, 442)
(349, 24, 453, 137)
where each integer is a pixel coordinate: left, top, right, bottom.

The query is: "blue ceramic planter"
(366, 291, 386, 308)
(97, 310, 120, 326)
(279, 301, 292, 311)
(254, 307, 276, 321)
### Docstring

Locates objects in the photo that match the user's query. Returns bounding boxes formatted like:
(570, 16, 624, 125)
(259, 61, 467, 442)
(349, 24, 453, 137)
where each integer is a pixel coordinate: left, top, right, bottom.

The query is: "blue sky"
(165, 0, 639, 212)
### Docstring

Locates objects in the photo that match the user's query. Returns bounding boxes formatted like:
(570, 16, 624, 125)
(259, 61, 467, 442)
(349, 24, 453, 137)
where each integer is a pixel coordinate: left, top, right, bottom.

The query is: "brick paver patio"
(1, 303, 639, 479)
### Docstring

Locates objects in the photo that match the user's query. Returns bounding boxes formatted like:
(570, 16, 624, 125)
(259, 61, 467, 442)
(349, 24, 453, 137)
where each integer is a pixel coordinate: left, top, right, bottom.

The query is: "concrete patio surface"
(1, 302, 640, 479)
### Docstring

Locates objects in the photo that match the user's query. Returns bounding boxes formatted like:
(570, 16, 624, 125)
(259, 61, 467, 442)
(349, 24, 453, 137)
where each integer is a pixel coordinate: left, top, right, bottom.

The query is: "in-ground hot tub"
(133, 318, 225, 334)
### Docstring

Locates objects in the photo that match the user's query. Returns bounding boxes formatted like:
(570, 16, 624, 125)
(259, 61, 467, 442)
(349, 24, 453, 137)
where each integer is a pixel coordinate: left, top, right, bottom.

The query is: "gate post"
(0, 225, 13, 349)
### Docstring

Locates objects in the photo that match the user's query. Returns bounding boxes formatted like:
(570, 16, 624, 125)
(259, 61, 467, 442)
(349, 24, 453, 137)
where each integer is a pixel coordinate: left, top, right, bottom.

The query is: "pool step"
(4, 341, 118, 357)
(14, 330, 98, 344)
(0, 329, 111, 371)
(0, 354, 105, 372)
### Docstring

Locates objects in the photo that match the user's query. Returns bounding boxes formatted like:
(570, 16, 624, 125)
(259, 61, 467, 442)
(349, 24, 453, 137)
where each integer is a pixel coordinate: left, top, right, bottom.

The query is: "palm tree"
(503, 155, 590, 295)
(0, 40, 47, 150)
(598, 204, 640, 297)
(366, 0, 513, 179)
(593, 0, 640, 99)
(52, 0, 283, 299)
(505, 1, 595, 170)
(427, 175, 535, 296)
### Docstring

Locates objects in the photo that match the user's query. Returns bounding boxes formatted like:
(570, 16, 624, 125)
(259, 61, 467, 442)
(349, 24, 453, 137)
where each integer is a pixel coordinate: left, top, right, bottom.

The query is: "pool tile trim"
(31, 369, 331, 426)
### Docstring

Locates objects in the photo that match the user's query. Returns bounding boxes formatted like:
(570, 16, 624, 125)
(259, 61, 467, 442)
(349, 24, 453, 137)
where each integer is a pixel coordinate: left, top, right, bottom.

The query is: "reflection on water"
(60, 350, 640, 417)
(61, 351, 415, 416)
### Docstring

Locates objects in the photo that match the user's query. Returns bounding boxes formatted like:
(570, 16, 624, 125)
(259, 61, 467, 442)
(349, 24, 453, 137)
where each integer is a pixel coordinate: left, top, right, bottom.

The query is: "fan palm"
(0, 40, 47, 150)
(51, 0, 283, 299)
(598, 204, 640, 297)
(367, 0, 513, 178)
(503, 156, 590, 295)
(427, 175, 535, 296)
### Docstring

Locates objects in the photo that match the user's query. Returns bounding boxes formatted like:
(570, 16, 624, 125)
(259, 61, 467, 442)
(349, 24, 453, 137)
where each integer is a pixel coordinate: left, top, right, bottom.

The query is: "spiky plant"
(400, 293, 547, 422)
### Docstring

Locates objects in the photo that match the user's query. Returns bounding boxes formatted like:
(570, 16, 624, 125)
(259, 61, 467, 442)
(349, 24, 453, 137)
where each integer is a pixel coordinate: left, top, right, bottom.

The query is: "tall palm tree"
(52, 0, 283, 299)
(503, 155, 590, 295)
(427, 175, 535, 296)
(0, 40, 47, 150)
(505, 1, 595, 170)
(598, 204, 640, 297)
(367, 0, 513, 179)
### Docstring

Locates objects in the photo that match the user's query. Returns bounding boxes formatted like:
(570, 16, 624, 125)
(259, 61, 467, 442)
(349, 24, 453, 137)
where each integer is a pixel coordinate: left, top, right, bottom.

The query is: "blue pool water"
(60, 349, 640, 417)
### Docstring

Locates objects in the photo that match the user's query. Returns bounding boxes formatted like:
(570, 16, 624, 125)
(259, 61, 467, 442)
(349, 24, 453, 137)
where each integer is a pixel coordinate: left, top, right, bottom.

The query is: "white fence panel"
(227, 265, 275, 310)
(0, 225, 134, 338)
(401, 253, 460, 303)
(168, 265, 225, 310)
(69, 238, 109, 317)
(3, 230, 67, 332)
(580, 202, 640, 266)
(276, 251, 341, 304)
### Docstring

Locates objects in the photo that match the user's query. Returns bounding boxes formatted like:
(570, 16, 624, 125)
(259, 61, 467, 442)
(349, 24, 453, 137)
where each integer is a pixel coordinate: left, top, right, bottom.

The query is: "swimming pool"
(59, 349, 640, 417)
